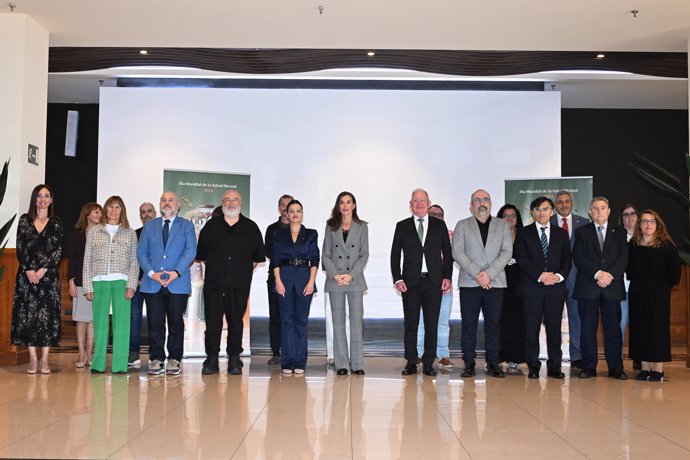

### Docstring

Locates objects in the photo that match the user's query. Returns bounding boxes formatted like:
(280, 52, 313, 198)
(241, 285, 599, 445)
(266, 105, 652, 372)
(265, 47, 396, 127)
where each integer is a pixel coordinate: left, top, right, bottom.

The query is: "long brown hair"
(632, 209, 674, 248)
(326, 191, 364, 231)
(27, 184, 55, 220)
(101, 196, 131, 229)
(74, 202, 102, 232)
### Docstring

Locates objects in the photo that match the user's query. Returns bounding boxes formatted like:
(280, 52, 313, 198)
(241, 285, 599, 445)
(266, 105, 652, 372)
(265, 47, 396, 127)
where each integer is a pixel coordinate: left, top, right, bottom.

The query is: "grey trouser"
(329, 291, 364, 370)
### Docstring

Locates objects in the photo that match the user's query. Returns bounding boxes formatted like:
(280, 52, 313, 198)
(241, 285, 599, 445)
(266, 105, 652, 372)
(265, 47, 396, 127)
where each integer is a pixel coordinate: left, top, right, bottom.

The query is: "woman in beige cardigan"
(83, 196, 139, 374)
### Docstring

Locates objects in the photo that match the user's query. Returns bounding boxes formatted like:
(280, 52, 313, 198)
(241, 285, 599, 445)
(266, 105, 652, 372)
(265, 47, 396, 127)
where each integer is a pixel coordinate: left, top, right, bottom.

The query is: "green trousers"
(92, 280, 131, 373)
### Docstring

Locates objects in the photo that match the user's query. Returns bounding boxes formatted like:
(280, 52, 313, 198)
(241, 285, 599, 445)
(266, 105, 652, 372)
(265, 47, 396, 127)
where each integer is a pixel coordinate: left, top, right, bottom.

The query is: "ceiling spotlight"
(630, 9, 639, 18)
(596, 54, 605, 59)
(367, 51, 376, 57)
(139, 50, 148, 55)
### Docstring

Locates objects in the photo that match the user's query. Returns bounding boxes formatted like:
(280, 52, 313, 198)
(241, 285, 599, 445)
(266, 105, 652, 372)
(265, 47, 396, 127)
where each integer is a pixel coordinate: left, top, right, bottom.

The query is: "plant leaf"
(628, 164, 690, 207)
(679, 250, 690, 266)
(0, 158, 9, 207)
(685, 152, 690, 176)
(0, 214, 16, 246)
(631, 152, 688, 194)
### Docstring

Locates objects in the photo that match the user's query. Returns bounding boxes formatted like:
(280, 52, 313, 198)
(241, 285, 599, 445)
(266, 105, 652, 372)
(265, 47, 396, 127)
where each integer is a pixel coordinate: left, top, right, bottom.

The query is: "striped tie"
(540, 226, 548, 257)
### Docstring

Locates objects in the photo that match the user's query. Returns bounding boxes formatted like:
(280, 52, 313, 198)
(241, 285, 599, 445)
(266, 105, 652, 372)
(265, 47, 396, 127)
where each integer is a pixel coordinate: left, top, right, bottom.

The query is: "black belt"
(420, 272, 429, 278)
(281, 258, 310, 267)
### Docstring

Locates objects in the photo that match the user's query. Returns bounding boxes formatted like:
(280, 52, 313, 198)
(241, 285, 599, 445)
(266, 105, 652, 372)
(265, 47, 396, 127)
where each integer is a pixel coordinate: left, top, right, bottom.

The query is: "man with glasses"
(550, 190, 590, 370)
(196, 190, 265, 375)
(391, 189, 453, 377)
(514, 197, 571, 379)
(572, 196, 628, 379)
(453, 189, 513, 378)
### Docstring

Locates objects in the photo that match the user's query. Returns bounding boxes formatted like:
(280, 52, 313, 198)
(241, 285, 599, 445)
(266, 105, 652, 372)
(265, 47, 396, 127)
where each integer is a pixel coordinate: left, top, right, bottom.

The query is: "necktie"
(562, 217, 569, 236)
(163, 219, 170, 248)
(597, 225, 605, 251)
(540, 226, 548, 257)
(417, 218, 424, 243)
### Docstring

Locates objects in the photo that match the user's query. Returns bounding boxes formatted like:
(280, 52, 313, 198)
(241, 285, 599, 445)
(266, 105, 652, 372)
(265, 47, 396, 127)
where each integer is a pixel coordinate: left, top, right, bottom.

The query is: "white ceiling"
(5, 0, 689, 108)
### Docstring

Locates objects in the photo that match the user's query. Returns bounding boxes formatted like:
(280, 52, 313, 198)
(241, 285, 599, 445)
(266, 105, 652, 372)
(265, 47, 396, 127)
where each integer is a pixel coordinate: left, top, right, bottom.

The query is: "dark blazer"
(572, 222, 628, 300)
(390, 215, 452, 287)
(514, 223, 572, 298)
(551, 213, 589, 290)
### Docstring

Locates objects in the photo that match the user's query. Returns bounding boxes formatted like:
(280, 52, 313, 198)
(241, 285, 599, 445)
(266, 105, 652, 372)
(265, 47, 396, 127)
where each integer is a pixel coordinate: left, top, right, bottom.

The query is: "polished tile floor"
(1, 354, 690, 459)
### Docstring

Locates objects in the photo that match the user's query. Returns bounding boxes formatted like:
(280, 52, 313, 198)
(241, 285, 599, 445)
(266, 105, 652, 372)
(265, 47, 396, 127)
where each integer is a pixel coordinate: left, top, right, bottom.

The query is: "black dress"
(500, 260, 526, 363)
(627, 242, 682, 362)
(10, 214, 63, 347)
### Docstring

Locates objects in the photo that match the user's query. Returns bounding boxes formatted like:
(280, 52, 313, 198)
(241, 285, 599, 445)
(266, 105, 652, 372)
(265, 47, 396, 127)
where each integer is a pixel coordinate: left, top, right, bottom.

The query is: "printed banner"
(504, 177, 593, 225)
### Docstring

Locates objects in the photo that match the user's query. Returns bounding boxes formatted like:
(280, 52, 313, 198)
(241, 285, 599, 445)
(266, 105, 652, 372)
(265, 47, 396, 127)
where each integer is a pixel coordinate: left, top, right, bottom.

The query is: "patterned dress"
(11, 214, 63, 347)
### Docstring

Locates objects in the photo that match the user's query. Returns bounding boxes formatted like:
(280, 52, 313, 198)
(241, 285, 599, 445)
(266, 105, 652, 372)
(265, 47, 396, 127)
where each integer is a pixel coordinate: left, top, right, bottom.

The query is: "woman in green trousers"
(83, 196, 139, 374)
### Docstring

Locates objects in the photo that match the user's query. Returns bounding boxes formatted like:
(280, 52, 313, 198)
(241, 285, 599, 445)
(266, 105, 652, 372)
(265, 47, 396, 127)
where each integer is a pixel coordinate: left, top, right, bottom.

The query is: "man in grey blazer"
(550, 190, 590, 369)
(453, 189, 513, 378)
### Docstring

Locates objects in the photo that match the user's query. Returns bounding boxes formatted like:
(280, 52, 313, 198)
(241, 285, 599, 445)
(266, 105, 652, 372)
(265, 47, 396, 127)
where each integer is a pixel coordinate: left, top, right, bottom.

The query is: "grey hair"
(589, 196, 609, 208)
(410, 188, 429, 200)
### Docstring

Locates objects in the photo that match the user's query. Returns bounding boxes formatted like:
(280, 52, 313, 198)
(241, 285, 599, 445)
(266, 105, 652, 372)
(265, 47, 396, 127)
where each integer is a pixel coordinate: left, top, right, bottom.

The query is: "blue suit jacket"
(137, 216, 197, 294)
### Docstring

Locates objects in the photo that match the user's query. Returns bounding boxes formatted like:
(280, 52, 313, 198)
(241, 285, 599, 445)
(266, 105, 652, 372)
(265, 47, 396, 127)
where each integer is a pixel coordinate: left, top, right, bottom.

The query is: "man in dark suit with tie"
(550, 190, 590, 369)
(391, 188, 453, 377)
(515, 197, 572, 379)
(573, 196, 628, 379)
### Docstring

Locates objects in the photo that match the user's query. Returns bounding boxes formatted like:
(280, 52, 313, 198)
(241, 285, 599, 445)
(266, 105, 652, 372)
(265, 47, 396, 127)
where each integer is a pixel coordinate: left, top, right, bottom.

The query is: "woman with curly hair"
(627, 209, 682, 382)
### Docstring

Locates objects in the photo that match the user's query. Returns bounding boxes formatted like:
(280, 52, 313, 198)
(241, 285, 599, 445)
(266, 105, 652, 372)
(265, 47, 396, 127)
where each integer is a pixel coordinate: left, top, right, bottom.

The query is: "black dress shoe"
(461, 361, 476, 377)
(227, 355, 243, 375)
(401, 365, 417, 376)
(570, 359, 583, 370)
(201, 358, 219, 375)
(547, 368, 565, 379)
(635, 370, 651, 381)
(336, 368, 349, 376)
(486, 363, 506, 378)
(527, 367, 540, 379)
(578, 369, 597, 379)
(422, 367, 437, 377)
(351, 369, 365, 375)
(608, 369, 627, 380)
(648, 371, 664, 382)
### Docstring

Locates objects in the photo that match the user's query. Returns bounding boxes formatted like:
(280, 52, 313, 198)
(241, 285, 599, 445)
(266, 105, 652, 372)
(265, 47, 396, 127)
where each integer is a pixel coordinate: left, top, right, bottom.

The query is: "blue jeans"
(417, 291, 452, 358)
(129, 288, 145, 354)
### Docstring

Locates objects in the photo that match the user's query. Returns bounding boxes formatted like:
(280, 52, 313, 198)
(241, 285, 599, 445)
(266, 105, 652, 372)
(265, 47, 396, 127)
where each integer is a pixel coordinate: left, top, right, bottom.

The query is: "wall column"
(0, 13, 49, 365)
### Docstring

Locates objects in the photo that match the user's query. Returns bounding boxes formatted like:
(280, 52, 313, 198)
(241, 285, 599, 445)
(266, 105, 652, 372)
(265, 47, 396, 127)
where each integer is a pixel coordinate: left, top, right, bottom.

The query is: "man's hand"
(476, 271, 491, 289)
(395, 280, 407, 293)
(441, 278, 452, 292)
(125, 288, 135, 300)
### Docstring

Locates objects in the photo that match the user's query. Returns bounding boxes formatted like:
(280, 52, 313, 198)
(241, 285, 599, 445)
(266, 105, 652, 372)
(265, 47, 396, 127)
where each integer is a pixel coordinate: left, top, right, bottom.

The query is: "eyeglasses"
(534, 207, 553, 213)
(640, 219, 656, 225)
(502, 213, 517, 219)
(471, 197, 491, 204)
(622, 212, 637, 218)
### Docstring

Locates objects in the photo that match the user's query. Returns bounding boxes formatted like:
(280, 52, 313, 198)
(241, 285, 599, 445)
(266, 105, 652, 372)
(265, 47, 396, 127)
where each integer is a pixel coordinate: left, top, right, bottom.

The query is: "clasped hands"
(538, 272, 560, 285)
(333, 274, 352, 286)
(596, 270, 614, 288)
(152, 270, 179, 288)
(25, 268, 47, 284)
(475, 271, 492, 290)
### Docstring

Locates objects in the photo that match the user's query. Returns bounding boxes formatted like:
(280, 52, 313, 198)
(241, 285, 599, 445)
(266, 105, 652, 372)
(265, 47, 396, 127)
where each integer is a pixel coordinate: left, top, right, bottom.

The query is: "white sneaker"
(166, 359, 181, 375)
(282, 368, 293, 375)
(148, 359, 165, 375)
(294, 368, 304, 375)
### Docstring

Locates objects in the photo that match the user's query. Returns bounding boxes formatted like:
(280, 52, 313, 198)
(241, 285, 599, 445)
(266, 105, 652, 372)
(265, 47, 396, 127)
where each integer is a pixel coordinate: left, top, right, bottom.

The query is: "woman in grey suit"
(322, 191, 369, 375)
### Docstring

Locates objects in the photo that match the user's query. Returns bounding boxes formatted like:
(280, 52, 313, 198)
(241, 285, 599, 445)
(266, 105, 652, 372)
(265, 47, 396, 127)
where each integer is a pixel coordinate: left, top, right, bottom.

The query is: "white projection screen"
(98, 86, 561, 318)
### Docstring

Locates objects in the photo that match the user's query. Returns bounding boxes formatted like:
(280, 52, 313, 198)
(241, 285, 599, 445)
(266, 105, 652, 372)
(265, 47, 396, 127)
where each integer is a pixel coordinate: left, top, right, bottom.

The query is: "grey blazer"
(322, 220, 369, 292)
(452, 216, 513, 288)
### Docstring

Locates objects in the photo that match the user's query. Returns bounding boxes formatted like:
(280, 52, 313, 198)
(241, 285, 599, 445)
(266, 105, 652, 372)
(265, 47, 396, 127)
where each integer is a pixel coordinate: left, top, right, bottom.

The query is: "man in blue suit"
(550, 190, 589, 369)
(137, 191, 197, 376)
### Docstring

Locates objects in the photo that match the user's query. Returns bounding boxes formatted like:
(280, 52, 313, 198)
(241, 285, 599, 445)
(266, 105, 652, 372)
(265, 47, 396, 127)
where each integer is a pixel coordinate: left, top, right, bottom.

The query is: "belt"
(280, 258, 311, 267)
(420, 272, 429, 278)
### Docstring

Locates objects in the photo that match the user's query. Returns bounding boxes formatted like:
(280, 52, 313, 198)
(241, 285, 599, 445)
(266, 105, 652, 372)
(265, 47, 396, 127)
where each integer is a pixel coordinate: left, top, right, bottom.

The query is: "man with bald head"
(453, 189, 513, 378)
(391, 188, 453, 377)
(137, 191, 197, 375)
(196, 189, 266, 375)
(128, 201, 157, 367)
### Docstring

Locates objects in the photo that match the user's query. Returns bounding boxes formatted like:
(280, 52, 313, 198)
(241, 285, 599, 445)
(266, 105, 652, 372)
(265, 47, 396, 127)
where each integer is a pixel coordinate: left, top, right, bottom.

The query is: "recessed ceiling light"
(596, 53, 605, 59)
(367, 51, 375, 57)
(139, 50, 148, 55)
